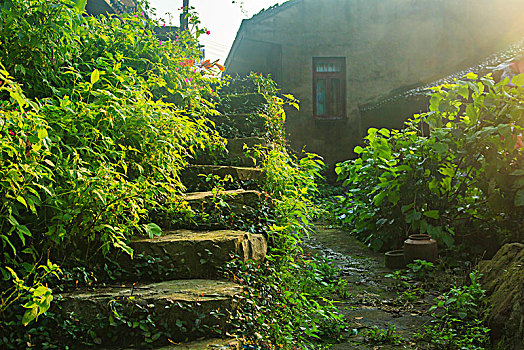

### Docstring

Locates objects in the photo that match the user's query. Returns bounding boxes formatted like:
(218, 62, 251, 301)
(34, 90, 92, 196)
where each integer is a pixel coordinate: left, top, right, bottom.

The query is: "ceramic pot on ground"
(403, 234, 438, 264)
(384, 250, 406, 269)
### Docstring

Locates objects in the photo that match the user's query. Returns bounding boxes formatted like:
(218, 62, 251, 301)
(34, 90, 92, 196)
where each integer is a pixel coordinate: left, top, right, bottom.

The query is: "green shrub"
(335, 73, 524, 254)
(225, 256, 346, 349)
(0, 0, 222, 326)
(364, 325, 403, 345)
(415, 271, 490, 349)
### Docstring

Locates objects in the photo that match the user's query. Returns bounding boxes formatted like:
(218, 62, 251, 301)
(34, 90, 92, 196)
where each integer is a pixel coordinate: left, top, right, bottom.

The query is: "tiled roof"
(248, 0, 302, 23)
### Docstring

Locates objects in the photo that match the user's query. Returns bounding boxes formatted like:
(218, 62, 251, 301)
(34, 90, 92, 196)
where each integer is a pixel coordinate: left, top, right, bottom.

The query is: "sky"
(148, 0, 283, 63)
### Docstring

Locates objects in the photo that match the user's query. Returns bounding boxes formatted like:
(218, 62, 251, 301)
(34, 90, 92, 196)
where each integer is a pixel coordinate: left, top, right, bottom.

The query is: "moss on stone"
(479, 243, 524, 350)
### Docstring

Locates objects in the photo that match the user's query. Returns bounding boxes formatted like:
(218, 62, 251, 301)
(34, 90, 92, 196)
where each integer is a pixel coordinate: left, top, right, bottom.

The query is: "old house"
(225, 0, 524, 169)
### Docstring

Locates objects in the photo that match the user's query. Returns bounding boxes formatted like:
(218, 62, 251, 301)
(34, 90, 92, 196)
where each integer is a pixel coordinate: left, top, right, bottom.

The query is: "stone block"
(479, 243, 524, 350)
(152, 338, 239, 349)
(185, 189, 264, 210)
(180, 165, 265, 192)
(225, 137, 269, 166)
(128, 230, 267, 279)
(58, 280, 241, 346)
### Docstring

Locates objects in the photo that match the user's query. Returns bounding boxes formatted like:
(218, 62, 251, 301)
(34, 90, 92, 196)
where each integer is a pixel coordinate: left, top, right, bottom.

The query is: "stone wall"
(226, 0, 524, 169)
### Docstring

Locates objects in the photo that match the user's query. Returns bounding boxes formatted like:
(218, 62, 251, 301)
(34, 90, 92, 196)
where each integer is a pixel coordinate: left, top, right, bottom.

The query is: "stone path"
(303, 223, 439, 349)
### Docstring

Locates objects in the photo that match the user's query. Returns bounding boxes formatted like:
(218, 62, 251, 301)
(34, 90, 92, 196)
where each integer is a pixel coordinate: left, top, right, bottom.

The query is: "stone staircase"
(56, 77, 275, 349)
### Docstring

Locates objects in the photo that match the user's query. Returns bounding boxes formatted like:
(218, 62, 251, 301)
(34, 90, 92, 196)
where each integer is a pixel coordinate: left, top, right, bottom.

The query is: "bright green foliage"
(336, 73, 524, 253)
(416, 271, 490, 349)
(221, 124, 346, 348)
(212, 73, 289, 143)
(364, 325, 404, 345)
(225, 255, 346, 349)
(264, 149, 324, 255)
(0, 0, 222, 326)
(406, 259, 436, 281)
(0, 2, 344, 348)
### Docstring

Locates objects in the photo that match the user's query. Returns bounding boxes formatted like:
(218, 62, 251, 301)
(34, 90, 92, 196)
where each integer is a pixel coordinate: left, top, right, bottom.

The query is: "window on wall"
(313, 57, 346, 119)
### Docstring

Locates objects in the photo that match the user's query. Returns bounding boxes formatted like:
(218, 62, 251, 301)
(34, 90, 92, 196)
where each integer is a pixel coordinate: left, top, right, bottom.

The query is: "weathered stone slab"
(153, 189, 272, 231)
(130, 230, 267, 279)
(185, 189, 264, 210)
(180, 165, 265, 192)
(58, 280, 241, 346)
(153, 338, 238, 349)
(190, 137, 270, 167)
(479, 243, 524, 350)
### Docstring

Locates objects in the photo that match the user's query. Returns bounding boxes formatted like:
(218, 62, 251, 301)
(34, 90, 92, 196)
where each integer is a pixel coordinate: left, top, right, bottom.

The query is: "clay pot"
(403, 234, 438, 264)
(384, 250, 406, 269)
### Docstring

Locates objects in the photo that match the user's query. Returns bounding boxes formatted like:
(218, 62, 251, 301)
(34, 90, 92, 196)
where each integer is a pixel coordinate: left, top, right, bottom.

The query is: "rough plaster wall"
(228, 0, 524, 169)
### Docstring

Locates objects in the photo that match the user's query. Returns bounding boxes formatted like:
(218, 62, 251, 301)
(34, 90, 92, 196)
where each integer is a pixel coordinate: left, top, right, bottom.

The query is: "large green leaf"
(74, 0, 87, 12)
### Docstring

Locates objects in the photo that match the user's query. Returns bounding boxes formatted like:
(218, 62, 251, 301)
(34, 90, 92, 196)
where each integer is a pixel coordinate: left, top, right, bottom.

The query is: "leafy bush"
(0, 2, 345, 348)
(1, 0, 222, 325)
(264, 148, 324, 255)
(336, 72, 524, 254)
(364, 325, 404, 345)
(220, 132, 347, 348)
(225, 256, 346, 349)
(415, 271, 490, 349)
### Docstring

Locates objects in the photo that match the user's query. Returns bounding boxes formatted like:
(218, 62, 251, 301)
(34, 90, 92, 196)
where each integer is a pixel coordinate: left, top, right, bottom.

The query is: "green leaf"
(510, 169, 524, 176)
(373, 191, 387, 206)
(354, 146, 364, 154)
(91, 69, 100, 85)
(401, 203, 414, 213)
(419, 219, 428, 234)
(511, 73, 524, 87)
(144, 223, 162, 238)
(37, 128, 48, 140)
(22, 306, 38, 326)
(16, 195, 27, 208)
(74, 0, 88, 12)
(433, 142, 449, 154)
(378, 128, 390, 137)
(388, 191, 400, 205)
(442, 233, 455, 248)
(457, 85, 469, 99)
(423, 210, 440, 219)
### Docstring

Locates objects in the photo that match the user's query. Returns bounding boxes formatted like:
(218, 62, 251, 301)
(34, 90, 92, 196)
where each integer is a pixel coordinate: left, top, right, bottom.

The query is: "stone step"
(124, 230, 266, 280)
(224, 137, 271, 167)
(153, 189, 271, 232)
(128, 338, 238, 350)
(182, 189, 268, 230)
(191, 137, 270, 167)
(154, 338, 239, 349)
(185, 189, 264, 209)
(58, 280, 241, 347)
(217, 93, 267, 114)
(208, 113, 266, 139)
(181, 165, 265, 192)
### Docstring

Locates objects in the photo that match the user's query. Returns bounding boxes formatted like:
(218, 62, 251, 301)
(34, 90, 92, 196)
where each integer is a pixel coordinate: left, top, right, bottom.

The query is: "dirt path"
(304, 223, 439, 349)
